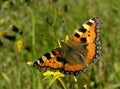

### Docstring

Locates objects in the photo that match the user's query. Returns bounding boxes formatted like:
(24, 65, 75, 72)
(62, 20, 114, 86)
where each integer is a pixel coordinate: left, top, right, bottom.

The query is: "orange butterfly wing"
(61, 17, 101, 75)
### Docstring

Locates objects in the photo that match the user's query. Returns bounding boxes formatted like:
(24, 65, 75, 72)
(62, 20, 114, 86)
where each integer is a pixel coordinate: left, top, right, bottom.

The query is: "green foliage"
(0, 0, 120, 89)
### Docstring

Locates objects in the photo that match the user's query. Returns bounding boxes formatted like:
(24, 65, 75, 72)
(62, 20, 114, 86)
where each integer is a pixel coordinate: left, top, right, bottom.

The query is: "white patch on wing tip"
(89, 19, 94, 23)
(37, 60, 40, 64)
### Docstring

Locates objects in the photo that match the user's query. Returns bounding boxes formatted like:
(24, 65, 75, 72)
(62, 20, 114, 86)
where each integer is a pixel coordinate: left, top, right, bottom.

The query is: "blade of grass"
(28, 7, 43, 89)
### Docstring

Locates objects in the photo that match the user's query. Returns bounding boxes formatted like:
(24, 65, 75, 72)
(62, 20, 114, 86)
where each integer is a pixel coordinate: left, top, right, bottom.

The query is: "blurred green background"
(0, 0, 120, 89)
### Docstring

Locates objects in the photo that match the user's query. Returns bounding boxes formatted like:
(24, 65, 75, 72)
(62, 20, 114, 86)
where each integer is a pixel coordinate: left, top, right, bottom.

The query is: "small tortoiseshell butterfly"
(32, 17, 101, 76)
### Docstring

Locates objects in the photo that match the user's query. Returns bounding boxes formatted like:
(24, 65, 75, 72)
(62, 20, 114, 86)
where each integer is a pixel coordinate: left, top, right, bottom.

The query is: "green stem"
(28, 7, 36, 59)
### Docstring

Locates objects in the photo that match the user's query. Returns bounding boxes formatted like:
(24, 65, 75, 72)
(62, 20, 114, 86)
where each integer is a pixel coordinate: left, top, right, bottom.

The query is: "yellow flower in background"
(0, 19, 5, 24)
(0, 30, 7, 37)
(16, 40, 24, 51)
(6, 16, 11, 20)
(1, 0, 10, 9)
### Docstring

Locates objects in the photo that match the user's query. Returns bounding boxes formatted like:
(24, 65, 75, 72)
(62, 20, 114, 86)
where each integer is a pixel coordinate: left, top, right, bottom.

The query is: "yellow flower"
(43, 71, 66, 89)
(58, 35, 69, 47)
(43, 70, 77, 88)
(16, 40, 24, 51)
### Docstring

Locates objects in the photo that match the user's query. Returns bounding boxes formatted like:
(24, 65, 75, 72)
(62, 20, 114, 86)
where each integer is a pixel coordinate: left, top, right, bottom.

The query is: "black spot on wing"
(87, 21, 93, 26)
(91, 18, 96, 20)
(33, 61, 39, 68)
(74, 33, 80, 38)
(78, 26, 87, 33)
(44, 53, 51, 59)
(52, 50, 57, 56)
(88, 34, 90, 37)
(80, 38, 87, 43)
(56, 56, 63, 62)
(34, 61, 38, 65)
(38, 57, 44, 63)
